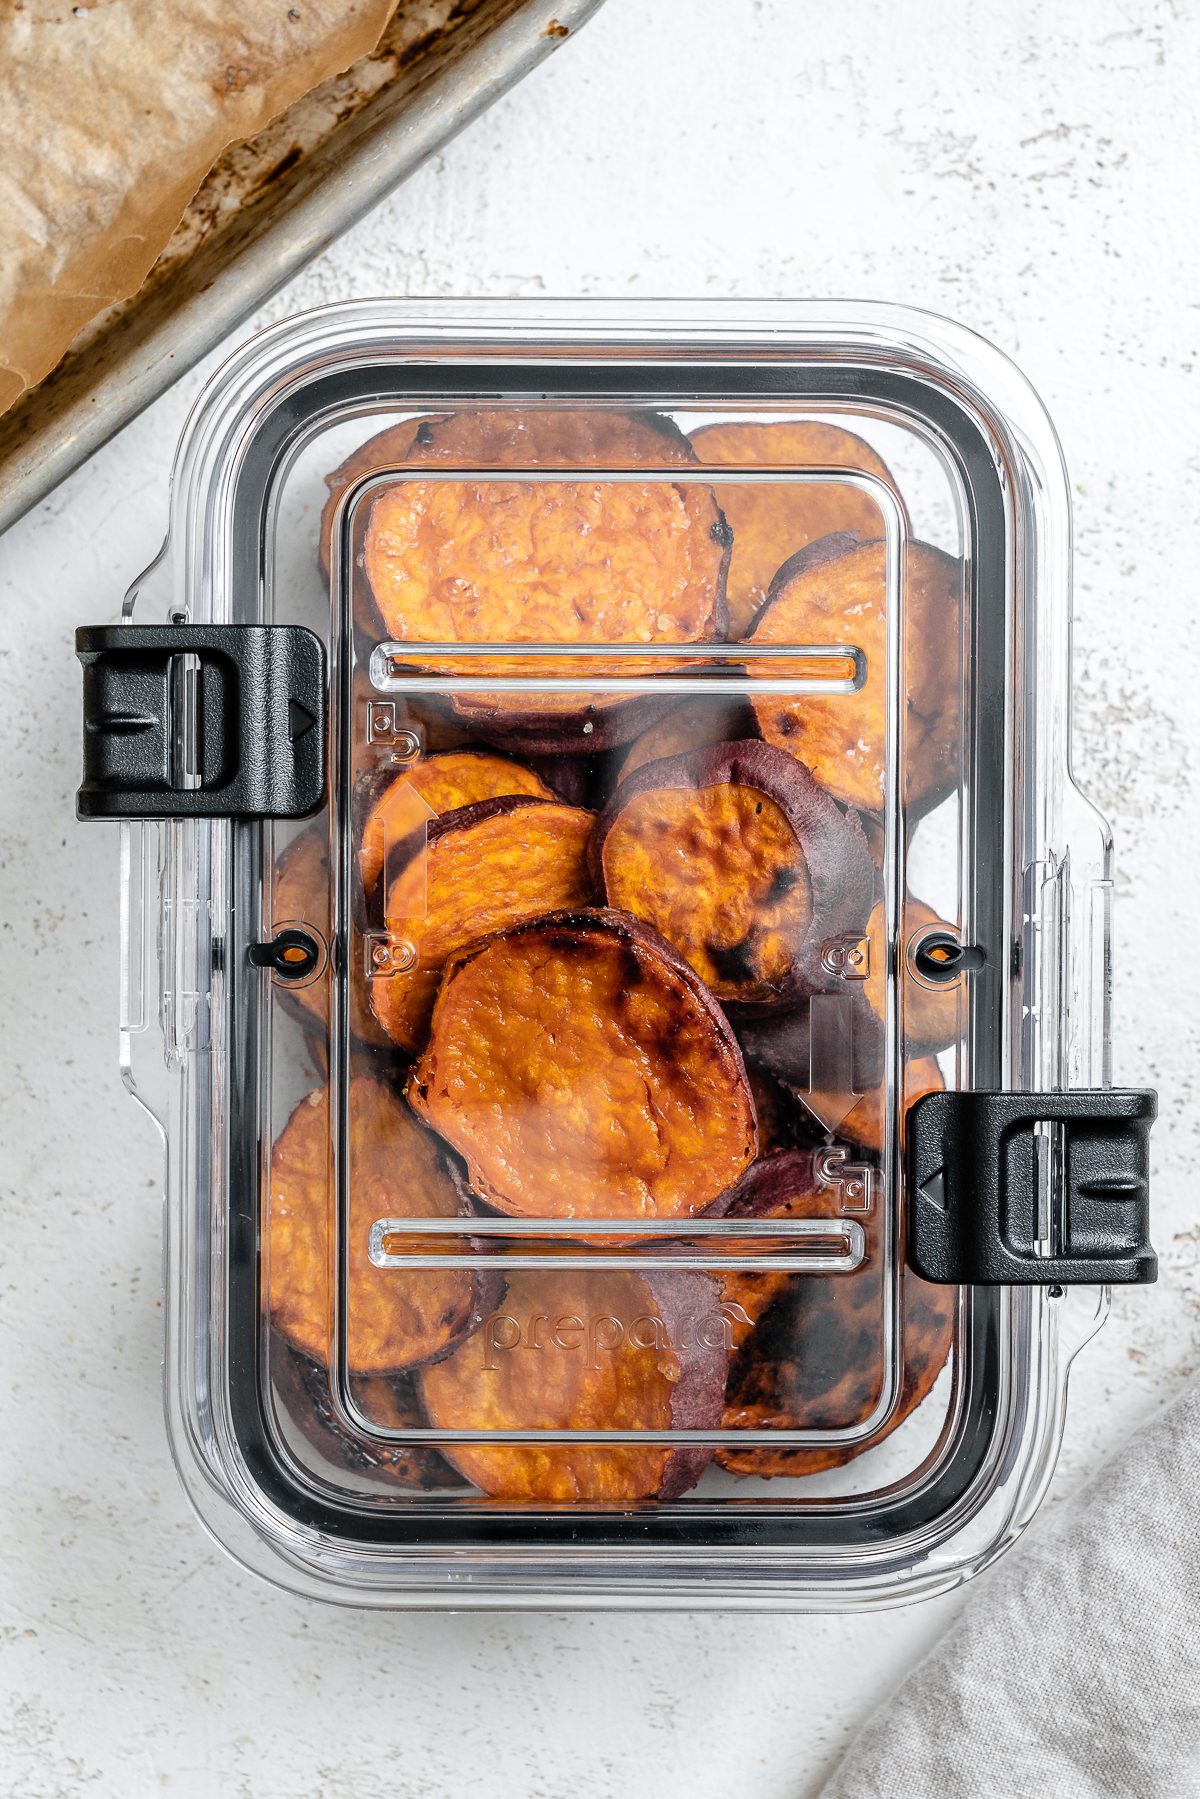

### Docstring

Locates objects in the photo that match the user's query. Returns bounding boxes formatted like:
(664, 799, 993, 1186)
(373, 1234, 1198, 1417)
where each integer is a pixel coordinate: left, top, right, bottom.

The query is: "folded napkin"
(821, 1376, 1200, 1799)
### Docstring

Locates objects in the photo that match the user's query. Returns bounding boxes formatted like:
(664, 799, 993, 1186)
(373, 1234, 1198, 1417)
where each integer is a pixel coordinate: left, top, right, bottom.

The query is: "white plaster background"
(1, 1, 1197, 1793)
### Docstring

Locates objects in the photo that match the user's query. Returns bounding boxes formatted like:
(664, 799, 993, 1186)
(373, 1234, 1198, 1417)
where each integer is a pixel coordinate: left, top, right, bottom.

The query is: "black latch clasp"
(76, 624, 326, 821)
(908, 1089, 1157, 1285)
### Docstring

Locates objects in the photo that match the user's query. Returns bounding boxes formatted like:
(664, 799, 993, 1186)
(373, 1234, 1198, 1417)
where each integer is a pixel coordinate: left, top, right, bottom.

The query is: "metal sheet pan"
(0, 0, 603, 536)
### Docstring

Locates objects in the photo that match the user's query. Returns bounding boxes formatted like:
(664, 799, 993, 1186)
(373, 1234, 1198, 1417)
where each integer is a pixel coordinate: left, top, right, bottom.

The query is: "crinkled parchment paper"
(0, 0, 401, 418)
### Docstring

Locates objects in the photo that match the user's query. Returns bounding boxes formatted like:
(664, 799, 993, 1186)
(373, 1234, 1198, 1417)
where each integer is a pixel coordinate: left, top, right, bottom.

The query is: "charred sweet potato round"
(861, 894, 961, 1057)
(360, 408, 731, 753)
(419, 1268, 726, 1500)
(369, 796, 594, 1056)
(408, 908, 757, 1220)
(522, 751, 597, 808)
(268, 1077, 496, 1376)
(592, 740, 874, 1011)
(358, 750, 554, 907)
(618, 697, 757, 779)
(272, 1340, 465, 1490)
(747, 535, 962, 816)
(714, 1150, 828, 1346)
(273, 823, 392, 1052)
(746, 1068, 812, 1154)
(320, 416, 447, 579)
(690, 420, 899, 637)
(718, 1163, 955, 1477)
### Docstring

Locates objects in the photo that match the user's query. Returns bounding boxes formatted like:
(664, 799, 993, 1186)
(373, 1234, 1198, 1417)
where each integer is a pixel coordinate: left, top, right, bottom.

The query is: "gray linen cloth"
(821, 1377, 1200, 1799)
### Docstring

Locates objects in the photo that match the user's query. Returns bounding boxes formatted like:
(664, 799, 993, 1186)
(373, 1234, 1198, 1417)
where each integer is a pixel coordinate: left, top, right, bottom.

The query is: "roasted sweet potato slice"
(268, 1077, 496, 1375)
(273, 823, 392, 1052)
(593, 740, 874, 1011)
(419, 1268, 726, 1500)
(838, 1056, 945, 1158)
(735, 892, 958, 1090)
(718, 1163, 955, 1477)
(747, 535, 962, 816)
(360, 408, 731, 753)
(715, 1150, 829, 1345)
(358, 750, 554, 908)
(408, 908, 757, 1220)
(320, 417, 447, 579)
(369, 796, 594, 1055)
(618, 697, 757, 779)
(747, 1067, 814, 1154)
(523, 752, 598, 807)
(271, 1340, 465, 1490)
(690, 420, 900, 637)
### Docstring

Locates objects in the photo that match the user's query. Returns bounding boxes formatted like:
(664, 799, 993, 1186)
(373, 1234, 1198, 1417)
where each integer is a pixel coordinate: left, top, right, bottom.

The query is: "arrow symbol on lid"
(380, 781, 438, 921)
(801, 992, 863, 1134)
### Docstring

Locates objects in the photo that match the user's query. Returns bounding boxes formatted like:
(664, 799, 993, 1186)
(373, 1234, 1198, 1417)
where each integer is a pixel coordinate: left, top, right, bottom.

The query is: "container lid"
(100, 303, 1153, 1606)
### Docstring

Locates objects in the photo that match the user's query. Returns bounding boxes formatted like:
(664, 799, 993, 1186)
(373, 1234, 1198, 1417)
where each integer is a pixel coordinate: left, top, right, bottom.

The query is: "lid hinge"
(76, 624, 326, 820)
(907, 1089, 1157, 1285)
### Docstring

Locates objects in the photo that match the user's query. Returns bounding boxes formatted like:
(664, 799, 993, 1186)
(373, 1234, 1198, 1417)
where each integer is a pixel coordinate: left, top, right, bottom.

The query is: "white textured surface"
(1, 2, 1197, 1794)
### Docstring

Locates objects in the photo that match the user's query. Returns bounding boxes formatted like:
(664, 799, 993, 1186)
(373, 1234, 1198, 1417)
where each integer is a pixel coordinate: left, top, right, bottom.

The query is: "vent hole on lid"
(911, 930, 986, 985)
(248, 928, 321, 981)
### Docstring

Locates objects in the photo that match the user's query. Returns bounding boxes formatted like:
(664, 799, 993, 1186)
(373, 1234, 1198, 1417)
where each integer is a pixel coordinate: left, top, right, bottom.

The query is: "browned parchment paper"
(0, 0, 402, 418)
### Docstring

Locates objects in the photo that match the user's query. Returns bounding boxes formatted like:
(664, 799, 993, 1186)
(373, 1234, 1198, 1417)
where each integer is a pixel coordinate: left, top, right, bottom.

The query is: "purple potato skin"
(380, 792, 593, 909)
(745, 529, 867, 636)
(449, 693, 682, 758)
(735, 990, 885, 1096)
(716, 1147, 824, 1222)
(272, 1341, 467, 1490)
(523, 751, 599, 808)
(641, 1271, 729, 1497)
(591, 738, 876, 1015)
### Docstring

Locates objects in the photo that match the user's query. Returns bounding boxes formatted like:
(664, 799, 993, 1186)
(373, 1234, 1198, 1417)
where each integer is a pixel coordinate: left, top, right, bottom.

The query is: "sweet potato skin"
(593, 739, 875, 1012)
(735, 1000, 944, 1154)
(735, 991, 884, 1100)
(419, 1268, 726, 1500)
(712, 1149, 827, 1348)
(357, 750, 554, 909)
(369, 796, 595, 1056)
(718, 1158, 955, 1477)
(319, 416, 447, 579)
(690, 420, 900, 637)
(359, 408, 731, 754)
(618, 697, 758, 779)
(268, 1078, 496, 1376)
(407, 908, 757, 1220)
(272, 1341, 465, 1490)
(748, 535, 962, 816)
(747, 1067, 814, 1154)
(523, 751, 597, 808)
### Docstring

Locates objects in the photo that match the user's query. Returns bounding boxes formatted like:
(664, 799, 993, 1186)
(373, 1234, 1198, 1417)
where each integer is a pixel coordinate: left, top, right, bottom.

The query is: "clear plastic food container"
(76, 300, 1157, 1610)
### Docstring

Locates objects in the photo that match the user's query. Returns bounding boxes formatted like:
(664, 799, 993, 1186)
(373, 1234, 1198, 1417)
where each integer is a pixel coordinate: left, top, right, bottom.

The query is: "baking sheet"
(0, 0, 602, 535)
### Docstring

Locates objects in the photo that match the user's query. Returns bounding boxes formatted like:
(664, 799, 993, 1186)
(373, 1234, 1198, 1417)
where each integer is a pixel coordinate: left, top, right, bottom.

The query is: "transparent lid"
(126, 302, 1107, 1606)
